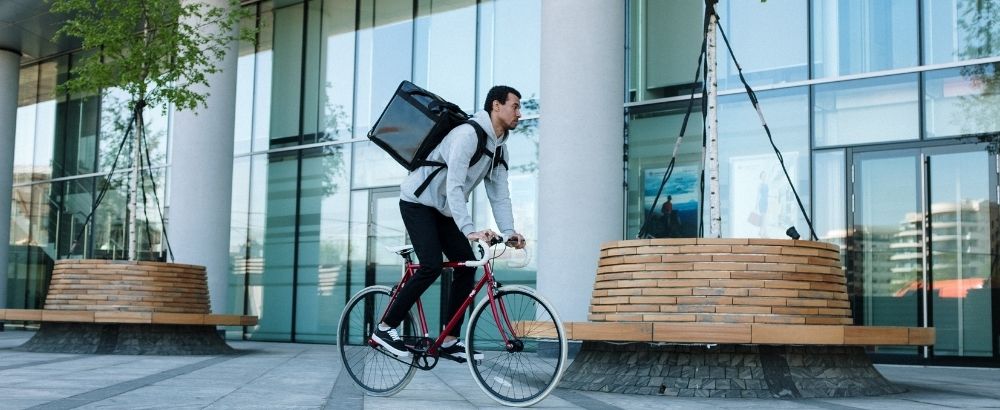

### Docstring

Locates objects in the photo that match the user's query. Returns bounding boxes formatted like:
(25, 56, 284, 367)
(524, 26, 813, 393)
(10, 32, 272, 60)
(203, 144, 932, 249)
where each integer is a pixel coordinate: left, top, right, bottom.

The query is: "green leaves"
(51, 0, 255, 112)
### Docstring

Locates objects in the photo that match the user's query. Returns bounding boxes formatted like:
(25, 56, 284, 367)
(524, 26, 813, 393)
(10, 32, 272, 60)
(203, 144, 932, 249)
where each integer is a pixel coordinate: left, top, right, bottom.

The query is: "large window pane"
(7, 184, 54, 309)
(355, 0, 414, 137)
(351, 140, 407, 189)
(228, 156, 251, 321)
(233, 12, 257, 155)
(717, 87, 809, 238)
(628, 0, 702, 102)
(814, 74, 919, 147)
(716, 0, 807, 90)
(14, 65, 38, 185)
(924, 63, 1000, 139)
(813, 150, 846, 257)
(269, 3, 305, 147)
(923, 0, 1000, 65)
(478, 0, 540, 114)
(32, 58, 66, 182)
(295, 145, 351, 343)
(626, 102, 704, 238)
(316, 0, 357, 142)
(812, 0, 918, 78)
(252, 3, 275, 152)
(415, 0, 476, 111)
(248, 151, 298, 341)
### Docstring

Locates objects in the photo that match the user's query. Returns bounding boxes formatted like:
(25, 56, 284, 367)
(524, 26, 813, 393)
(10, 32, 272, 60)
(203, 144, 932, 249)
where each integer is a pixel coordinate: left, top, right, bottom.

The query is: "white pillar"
(0, 49, 21, 309)
(537, 1, 625, 322)
(168, 0, 239, 314)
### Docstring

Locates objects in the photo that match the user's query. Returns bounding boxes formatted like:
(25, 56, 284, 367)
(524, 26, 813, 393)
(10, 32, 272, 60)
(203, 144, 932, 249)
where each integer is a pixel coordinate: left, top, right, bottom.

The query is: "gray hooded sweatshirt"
(399, 110, 515, 237)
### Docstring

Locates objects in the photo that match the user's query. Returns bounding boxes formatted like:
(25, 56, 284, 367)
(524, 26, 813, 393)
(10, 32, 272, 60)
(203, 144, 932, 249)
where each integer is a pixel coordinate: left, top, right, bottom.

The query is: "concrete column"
(168, 0, 239, 314)
(537, 1, 625, 321)
(0, 49, 21, 309)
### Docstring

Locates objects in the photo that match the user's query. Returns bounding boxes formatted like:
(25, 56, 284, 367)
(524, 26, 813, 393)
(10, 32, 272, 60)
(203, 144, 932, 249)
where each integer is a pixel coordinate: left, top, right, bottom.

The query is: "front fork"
(487, 282, 523, 352)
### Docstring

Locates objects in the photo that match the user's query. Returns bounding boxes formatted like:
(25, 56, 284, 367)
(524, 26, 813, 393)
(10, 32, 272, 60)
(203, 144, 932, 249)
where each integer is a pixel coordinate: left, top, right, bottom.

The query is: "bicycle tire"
(337, 285, 417, 396)
(466, 285, 567, 407)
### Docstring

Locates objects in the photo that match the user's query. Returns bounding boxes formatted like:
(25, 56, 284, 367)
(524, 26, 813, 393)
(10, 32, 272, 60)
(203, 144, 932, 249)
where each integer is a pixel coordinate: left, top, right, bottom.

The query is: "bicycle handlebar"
(465, 239, 497, 267)
(465, 236, 516, 267)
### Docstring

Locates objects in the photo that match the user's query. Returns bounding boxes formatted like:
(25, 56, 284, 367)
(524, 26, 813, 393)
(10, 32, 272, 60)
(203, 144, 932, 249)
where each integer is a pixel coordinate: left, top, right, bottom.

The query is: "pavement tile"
(0, 330, 997, 409)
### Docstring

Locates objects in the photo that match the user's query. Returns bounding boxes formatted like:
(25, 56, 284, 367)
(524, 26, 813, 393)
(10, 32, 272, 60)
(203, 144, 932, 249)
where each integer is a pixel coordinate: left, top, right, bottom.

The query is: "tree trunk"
(705, 3, 721, 238)
(128, 106, 143, 261)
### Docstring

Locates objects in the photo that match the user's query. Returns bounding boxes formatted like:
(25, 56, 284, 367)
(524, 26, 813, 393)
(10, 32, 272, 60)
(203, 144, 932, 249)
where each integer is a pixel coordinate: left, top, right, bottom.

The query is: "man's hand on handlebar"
(467, 230, 499, 243)
(506, 233, 526, 250)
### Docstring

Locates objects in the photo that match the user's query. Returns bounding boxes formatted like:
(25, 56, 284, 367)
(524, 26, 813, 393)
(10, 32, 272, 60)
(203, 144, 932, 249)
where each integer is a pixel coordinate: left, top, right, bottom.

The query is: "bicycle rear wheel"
(466, 285, 567, 407)
(337, 285, 417, 396)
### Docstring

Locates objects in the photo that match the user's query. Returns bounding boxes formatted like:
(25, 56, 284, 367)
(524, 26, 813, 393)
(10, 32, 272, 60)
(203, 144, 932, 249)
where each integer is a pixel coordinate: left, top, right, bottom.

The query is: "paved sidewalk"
(1, 330, 998, 409)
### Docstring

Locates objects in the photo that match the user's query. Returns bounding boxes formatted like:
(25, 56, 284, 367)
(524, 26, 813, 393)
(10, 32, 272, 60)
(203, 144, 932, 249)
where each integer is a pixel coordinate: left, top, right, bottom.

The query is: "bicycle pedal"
(440, 353, 467, 364)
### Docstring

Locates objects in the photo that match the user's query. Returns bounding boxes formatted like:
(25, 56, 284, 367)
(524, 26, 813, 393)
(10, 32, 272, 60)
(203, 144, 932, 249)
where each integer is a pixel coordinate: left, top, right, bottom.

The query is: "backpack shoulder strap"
(466, 120, 508, 171)
(466, 120, 489, 168)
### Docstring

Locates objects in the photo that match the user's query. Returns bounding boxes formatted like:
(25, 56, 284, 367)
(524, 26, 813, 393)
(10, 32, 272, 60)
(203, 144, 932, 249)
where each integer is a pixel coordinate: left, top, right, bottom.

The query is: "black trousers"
(383, 200, 476, 337)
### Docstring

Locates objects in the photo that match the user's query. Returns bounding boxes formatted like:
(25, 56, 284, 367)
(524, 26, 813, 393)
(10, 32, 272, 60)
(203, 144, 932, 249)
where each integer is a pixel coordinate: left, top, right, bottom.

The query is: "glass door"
(925, 148, 994, 357)
(851, 145, 998, 359)
(365, 188, 407, 288)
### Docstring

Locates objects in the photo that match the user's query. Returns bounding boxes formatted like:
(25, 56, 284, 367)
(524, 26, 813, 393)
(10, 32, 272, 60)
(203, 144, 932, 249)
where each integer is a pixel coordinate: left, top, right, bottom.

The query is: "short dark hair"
(483, 85, 521, 112)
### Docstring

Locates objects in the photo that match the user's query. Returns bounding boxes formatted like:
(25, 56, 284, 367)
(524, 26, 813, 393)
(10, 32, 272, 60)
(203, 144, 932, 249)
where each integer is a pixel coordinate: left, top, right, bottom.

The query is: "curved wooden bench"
(564, 238, 932, 346)
(2, 260, 256, 327)
(558, 238, 934, 398)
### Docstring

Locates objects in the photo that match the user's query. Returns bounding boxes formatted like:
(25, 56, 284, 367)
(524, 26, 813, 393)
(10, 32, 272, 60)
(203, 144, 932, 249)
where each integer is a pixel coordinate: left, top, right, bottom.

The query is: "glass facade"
(6, 0, 1000, 366)
(9, 54, 170, 308)
(628, 0, 1000, 364)
(226, 0, 541, 342)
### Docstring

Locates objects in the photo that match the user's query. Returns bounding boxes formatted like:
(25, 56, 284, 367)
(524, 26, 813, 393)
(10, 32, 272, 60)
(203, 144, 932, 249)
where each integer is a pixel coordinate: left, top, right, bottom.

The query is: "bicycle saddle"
(386, 245, 414, 256)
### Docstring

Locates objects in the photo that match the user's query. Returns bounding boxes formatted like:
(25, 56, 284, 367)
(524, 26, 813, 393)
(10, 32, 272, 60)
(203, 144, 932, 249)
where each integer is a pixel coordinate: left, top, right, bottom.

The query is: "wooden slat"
(844, 326, 908, 345)
(572, 322, 652, 342)
(751, 324, 844, 345)
(652, 323, 751, 343)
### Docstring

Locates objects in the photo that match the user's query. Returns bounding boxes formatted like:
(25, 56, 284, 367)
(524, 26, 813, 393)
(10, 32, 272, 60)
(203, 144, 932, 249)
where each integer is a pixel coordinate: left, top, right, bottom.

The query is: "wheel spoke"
(467, 288, 566, 406)
(338, 287, 417, 396)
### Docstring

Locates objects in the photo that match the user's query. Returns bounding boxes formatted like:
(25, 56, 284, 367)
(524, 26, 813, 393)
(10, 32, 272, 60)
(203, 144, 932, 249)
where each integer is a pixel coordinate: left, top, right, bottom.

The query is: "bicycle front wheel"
(466, 285, 567, 407)
(337, 285, 417, 396)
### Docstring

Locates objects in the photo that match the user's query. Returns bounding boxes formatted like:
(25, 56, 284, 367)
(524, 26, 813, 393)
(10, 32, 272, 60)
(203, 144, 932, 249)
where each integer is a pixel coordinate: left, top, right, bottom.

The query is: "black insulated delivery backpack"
(368, 81, 507, 197)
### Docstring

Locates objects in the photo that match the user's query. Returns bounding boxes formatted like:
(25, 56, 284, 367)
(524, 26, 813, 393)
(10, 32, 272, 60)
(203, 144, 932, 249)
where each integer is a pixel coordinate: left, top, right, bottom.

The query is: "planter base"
(560, 342, 905, 398)
(16, 322, 236, 355)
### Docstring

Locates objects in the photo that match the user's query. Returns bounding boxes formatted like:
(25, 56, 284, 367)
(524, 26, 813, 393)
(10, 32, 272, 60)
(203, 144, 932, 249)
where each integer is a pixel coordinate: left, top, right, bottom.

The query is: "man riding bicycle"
(372, 86, 527, 360)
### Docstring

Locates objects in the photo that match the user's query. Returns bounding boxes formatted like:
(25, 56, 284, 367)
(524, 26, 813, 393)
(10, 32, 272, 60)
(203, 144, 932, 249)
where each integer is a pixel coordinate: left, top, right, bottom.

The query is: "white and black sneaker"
(371, 325, 410, 357)
(440, 340, 483, 361)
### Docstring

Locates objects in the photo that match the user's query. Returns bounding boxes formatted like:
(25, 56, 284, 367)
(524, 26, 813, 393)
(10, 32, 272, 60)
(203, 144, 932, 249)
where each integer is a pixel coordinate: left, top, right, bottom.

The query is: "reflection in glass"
(269, 3, 304, 147)
(626, 102, 704, 238)
(927, 151, 992, 357)
(32, 59, 66, 182)
(355, 0, 414, 138)
(716, 0, 807, 90)
(852, 151, 920, 356)
(717, 87, 809, 238)
(923, 0, 1000, 64)
(812, 0, 918, 78)
(228, 156, 251, 320)
(351, 140, 408, 189)
(295, 145, 352, 343)
(317, 0, 357, 142)
(812, 150, 846, 259)
(233, 12, 257, 155)
(814, 74, 919, 147)
(477, 0, 540, 114)
(415, 0, 476, 111)
(249, 150, 298, 341)
(14, 65, 38, 185)
(252, 4, 275, 152)
(924, 64, 1000, 140)
(627, 0, 702, 102)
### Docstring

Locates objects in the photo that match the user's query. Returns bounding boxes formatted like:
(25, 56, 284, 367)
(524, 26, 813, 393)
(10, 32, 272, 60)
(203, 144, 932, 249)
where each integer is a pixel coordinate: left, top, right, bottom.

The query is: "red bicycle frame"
(379, 256, 520, 357)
